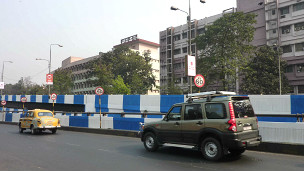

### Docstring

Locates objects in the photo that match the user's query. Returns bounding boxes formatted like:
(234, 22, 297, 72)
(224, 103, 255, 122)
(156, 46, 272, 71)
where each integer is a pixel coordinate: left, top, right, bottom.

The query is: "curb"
(1, 122, 304, 156)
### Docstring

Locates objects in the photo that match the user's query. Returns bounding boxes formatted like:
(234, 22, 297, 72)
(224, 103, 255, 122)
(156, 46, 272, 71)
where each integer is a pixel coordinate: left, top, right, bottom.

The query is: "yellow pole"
(53, 100, 55, 114)
(99, 95, 101, 128)
(23, 103, 24, 115)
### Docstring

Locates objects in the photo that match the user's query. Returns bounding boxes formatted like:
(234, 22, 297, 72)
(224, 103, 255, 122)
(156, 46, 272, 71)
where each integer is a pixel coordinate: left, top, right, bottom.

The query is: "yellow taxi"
(19, 109, 61, 134)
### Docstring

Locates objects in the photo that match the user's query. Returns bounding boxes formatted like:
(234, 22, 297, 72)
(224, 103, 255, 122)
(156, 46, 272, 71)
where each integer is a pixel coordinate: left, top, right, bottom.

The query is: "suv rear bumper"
(222, 132, 262, 149)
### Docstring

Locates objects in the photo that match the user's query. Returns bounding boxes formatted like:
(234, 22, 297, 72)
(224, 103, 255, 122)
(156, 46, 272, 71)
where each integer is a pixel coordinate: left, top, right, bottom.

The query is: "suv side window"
(184, 104, 202, 120)
(167, 106, 181, 121)
(205, 103, 226, 119)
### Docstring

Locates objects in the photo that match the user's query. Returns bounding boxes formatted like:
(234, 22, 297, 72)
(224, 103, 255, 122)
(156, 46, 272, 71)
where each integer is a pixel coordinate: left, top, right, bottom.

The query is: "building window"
(295, 42, 304, 51)
(293, 2, 304, 12)
(273, 29, 276, 34)
(182, 32, 187, 39)
(191, 45, 196, 53)
(182, 47, 187, 54)
(272, 9, 276, 15)
(297, 64, 304, 72)
(173, 34, 181, 41)
(197, 28, 205, 35)
(282, 45, 292, 53)
(281, 26, 290, 34)
(299, 85, 304, 93)
(286, 65, 293, 73)
(280, 6, 289, 16)
(295, 22, 304, 31)
(173, 48, 181, 55)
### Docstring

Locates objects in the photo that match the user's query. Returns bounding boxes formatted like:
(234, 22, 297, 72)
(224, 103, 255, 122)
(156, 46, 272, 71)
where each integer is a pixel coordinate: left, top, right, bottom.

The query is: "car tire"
(143, 132, 159, 152)
(51, 129, 57, 134)
(30, 125, 36, 135)
(229, 149, 245, 156)
(19, 124, 23, 133)
(201, 137, 223, 161)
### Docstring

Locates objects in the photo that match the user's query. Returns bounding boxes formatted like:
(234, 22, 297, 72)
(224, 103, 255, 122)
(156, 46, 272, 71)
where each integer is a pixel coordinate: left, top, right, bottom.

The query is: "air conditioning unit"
(286, 29, 290, 33)
(281, 15, 286, 19)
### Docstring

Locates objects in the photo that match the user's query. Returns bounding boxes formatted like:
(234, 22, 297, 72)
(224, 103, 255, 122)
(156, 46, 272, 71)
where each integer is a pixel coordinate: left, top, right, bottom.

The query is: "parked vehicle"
(139, 91, 261, 161)
(19, 109, 61, 134)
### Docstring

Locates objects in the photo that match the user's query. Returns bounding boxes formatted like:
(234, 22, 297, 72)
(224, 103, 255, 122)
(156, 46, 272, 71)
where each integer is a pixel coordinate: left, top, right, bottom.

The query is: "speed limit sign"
(95, 87, 104, 95)
(21, 97, 27, 103)
(50, 93, 57, 101)
(194, 74, 205, 88)
(1, 100, 6, 106)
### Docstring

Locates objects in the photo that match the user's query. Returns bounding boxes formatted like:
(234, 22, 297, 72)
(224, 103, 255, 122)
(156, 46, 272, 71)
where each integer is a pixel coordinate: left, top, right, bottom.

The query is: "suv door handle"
(196, 121, 203, 125)
(174, 122, 180, 126)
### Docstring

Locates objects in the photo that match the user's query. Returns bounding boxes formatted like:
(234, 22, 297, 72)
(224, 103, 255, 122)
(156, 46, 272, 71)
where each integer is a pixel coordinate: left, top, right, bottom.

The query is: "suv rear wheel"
(143, 132, 159, 152)
(201, 137, 223, 161)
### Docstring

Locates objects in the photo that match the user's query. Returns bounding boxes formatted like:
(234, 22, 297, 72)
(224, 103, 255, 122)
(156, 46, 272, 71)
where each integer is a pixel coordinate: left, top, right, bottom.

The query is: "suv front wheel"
(201, 137, 223, 161)
(143, 132, 159, 152)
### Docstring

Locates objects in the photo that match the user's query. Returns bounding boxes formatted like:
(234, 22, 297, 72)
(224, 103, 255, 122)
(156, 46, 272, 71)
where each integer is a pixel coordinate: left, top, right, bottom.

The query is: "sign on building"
(121, 35, 138, 44)
(0, 82, 4, 89)
(46, 74, 53, 85)
(186, 55, 196, 76)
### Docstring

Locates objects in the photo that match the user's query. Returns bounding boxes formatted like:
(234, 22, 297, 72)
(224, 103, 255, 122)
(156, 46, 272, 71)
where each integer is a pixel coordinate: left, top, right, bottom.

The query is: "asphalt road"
(1, 124, 304, 171)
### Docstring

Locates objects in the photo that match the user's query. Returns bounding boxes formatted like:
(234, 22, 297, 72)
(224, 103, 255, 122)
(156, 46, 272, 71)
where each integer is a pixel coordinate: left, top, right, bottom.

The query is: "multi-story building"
(59, 35, 160, 95)
(159, 13, 228, 94)
(114, 35, 160, 95)
(238, 0, 304, 94)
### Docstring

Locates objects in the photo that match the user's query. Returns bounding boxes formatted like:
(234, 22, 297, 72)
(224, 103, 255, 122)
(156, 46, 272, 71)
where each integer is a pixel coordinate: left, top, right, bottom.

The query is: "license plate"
(243, 126, 252, 131)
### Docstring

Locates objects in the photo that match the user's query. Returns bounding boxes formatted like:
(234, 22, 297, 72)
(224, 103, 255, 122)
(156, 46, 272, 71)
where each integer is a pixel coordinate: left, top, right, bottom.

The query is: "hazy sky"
(0, 0, 236, 85)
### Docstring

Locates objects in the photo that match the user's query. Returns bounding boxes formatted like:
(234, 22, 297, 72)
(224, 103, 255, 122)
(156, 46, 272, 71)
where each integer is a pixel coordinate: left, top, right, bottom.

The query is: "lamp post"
(49, 44, 63, 96)
(273, 44, 282, 95)
(171, 0, 206, 94)
(1, 61, 13, 96)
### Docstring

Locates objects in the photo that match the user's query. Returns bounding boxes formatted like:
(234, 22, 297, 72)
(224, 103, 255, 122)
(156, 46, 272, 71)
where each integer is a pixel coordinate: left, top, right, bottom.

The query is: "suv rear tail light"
(228, 102, 237, 132)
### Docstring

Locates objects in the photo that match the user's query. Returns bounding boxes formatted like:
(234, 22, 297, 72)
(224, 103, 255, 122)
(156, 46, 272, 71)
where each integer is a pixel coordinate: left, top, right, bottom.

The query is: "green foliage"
(194, 12, 256, 91)
(2, 77, 47, 95)
(88, 46, 155, 95)
(112, 75, 131, 94)
(53, 69, 73, 94)
(241, 46, 291, 94)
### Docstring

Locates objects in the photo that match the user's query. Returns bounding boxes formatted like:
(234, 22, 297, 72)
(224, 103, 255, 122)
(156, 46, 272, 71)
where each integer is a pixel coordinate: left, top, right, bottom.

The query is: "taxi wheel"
(30, 125, 36, 135)
(52, 129, 57, 134)
(19, 124, 23, 133)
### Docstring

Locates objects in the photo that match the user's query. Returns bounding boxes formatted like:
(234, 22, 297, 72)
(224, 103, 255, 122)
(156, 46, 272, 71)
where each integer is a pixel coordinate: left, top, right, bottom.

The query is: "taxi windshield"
(38, 112, 53, 117)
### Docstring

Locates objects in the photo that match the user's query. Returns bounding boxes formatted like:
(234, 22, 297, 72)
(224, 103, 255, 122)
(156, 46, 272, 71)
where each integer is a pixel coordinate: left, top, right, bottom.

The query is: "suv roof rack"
(186, 91, 236, 102)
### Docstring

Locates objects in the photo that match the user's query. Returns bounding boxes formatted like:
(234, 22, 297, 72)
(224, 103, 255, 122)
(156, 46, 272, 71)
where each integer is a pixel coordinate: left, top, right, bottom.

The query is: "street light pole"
(49, 44, 63, 96)
(171, 0, 206, 94)
(1, 61, 13, 97)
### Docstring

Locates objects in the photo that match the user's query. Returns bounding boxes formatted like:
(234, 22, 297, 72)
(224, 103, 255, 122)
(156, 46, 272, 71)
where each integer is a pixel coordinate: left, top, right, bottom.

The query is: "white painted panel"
(0, 112, 5, 121)
(85, 95, 96, 112)
(125, 114, 141, 118)
(16, 95, 21, 102)
(184, 95, 188, 103)
(12, 113, 20, 123)
(65, 95, 74, 104)
(36, 95, 43, 103)
(108, 95, 123, 113)
(8, 95, 12, 101)
(55, 115, 69, 126)
(249, 95, 291, 114)
(25, 95, 31, 102)
(144, 118, 162, 123)
(140, 95, 160, 113)
(89, 116, 100, 128)
(89, 116, 113, 129)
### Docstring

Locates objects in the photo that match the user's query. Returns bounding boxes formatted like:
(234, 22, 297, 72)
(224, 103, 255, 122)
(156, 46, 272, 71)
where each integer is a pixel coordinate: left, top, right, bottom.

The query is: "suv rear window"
(233, 100, 255, 118)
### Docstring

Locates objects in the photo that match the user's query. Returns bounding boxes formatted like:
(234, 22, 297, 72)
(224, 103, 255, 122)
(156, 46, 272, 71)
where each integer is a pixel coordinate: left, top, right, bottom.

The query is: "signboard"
(187, 55, 196, 76)
(21, 97, 27, 103)
(194, 74, 205, 88)
(121, 35, 138, 44)
(1, 100, 6, 106)
(46, 74, 53, 85)
(50, 93, 57, 101)
(95, 87, 104, 95)
(0, 82, 4, 89)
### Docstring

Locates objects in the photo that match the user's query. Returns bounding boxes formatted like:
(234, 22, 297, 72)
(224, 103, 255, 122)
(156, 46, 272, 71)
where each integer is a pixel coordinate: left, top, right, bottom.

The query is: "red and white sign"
(1, 100, 6, 106)
(95, 87, 104, 95)
(21, 97, 27, 103)
(187, 55, 196, 76)
(46, 74, 53, 85)
(50, 93, 57, 101)
(0, 82, 4, 89)
(194, 74, 205, 88)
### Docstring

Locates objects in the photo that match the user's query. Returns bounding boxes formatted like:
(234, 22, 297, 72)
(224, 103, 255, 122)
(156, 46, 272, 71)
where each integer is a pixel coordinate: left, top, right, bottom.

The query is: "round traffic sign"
(194, 74, 205, 88)
(21, 97, 27, 103)
(1, 100, 6, 106)
(95, 87, 104, 95)
(50, 93, 57, 101)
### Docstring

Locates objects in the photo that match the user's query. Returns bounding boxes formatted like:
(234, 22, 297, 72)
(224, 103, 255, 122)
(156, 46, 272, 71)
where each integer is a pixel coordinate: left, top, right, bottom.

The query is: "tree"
(112, 75, 131, 94)
(53, 69, 73, 94)
(195, 12, 256, 91)
(88, 46, 155, 94)
(241, 45, 291, 94)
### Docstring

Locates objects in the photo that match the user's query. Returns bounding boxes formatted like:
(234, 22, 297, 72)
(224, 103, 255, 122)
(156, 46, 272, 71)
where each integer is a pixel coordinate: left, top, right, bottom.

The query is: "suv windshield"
(38, 112, 53, 117)
(233, 100, 255, 118)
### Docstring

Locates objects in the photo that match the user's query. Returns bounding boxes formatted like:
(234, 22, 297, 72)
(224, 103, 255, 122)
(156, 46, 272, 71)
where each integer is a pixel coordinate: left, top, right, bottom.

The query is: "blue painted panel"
(66, 113, 71, 116)
(113, 117, 144, 131)
(108, 114, 121, 118)
(5, 95, 8, 101)
(95, 95, 109, 112)
(160, 95, 185, 113)
(123, 95, 140, 113)
(291, 95, 304, 114)
(147, 115, 163, 118)
(42, 95, 49, 103)
(5, 113, 12, 122)
(69, 116, 88, 127)
(30, 95, 36, 102)
(12, 95, 16, 102)
(56, 95, 64, 104)
(74, 95, 84, 104)
(257, 116, 297, 122)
